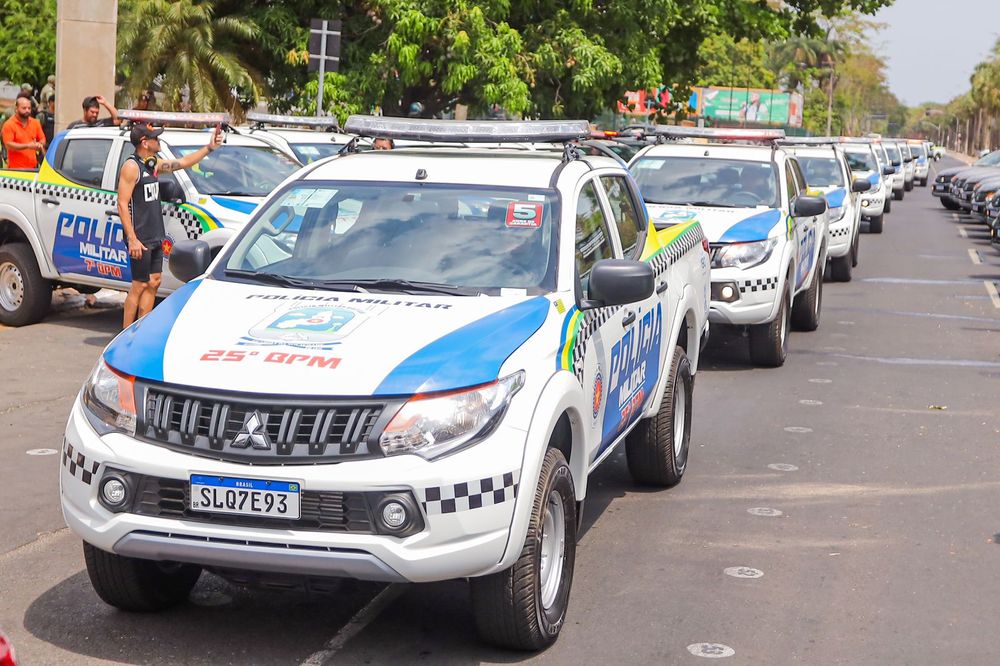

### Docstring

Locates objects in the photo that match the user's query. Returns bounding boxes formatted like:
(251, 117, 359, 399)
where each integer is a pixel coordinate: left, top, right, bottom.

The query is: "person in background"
(19, 84, 38, 115)
(37, 95, 56, 147)
(39, 75, 55, 107)
(67, 95, 120, 129)
(373, 137, 394, 150)
(135, 89, 155, 111)
(1, 93, 46, 169)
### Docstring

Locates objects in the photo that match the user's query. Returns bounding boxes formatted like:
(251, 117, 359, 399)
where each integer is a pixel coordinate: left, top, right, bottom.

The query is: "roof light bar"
(118, 110, 230, 127)
(776, 136, 840, 146)
(246, 112, 341, 130)
(343, 115, 591, 144)
(654, 126, 786, 141)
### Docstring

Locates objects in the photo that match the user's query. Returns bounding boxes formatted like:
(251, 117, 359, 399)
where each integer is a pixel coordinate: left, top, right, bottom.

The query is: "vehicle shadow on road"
(22, 569, 386, 665)
(698, 327, 762, 372)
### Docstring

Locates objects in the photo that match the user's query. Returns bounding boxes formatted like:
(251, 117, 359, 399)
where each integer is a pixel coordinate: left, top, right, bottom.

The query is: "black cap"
(130, 122, 164, 146)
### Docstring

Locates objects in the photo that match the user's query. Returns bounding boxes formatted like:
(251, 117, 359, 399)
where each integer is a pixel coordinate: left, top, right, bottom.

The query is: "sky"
(866, 0, 1000, 106)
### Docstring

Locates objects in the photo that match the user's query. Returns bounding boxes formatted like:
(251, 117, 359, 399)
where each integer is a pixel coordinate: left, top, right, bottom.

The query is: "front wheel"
(0, 243, 52, 327)
(904, 181, 913, 192)
(791, 259, 823, 332)
(850, 231, 860, 267)
(749, 286, 790, 367)
(894, 189, 904, 201)
(829, 253, 852, 282)
(868, 214, 884, 234)
(919, 177, 928, 187)
(884, 197, 892, 214)
(471, 448, 577, 650)
(83, 541, 201, 612)
(942, 197, 960, 211)
(625, 346, 693, 487)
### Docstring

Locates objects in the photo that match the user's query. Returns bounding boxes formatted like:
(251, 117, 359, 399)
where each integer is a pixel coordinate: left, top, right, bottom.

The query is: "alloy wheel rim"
(0, 262, 24, 312)
(673, 378, 687, 458)
(539, 491, 566, 610)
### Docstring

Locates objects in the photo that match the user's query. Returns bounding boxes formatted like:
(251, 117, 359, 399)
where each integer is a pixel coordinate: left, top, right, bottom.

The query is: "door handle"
(656, 281, 668, 295)
(105, 209, 119, 217)
(41, 197, 59, 205)
(621, 309, 636, 327)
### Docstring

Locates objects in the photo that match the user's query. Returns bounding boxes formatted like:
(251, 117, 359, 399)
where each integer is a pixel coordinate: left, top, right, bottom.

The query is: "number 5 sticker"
(505, 202, 544, 228)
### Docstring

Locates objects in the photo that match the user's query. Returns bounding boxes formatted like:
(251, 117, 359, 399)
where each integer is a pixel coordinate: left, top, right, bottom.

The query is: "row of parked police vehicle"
(931, 146, 1000, 248)
(0, 113, 910, 649)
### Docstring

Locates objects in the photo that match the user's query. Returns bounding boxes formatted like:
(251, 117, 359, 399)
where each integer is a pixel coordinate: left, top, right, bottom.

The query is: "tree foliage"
(0, 0, 56, 89)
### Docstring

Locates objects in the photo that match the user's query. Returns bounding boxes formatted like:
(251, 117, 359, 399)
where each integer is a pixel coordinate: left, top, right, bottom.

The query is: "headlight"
(712, 238, 777, 270)
(828, 206, 846, 222)
(81, 360, 137, 435)
(380, 371, 525, 460)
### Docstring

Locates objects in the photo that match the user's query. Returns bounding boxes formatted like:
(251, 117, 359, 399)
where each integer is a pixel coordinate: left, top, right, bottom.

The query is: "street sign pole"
(316, 22, 327, 115)
(309, 19, 342, 117)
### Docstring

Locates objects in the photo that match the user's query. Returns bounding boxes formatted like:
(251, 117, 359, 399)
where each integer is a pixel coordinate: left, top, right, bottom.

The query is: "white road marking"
(822, 346, 846, 351)
(687, 643, 736, 658)
(968, 248, 982, 265)
(799, 399, 823, 406)
(784, 426, 813, 433)
(816, 361, 838, 366)
(985, 281, 1000, 310)
(747, 507, 783, 517)
(836, 320, 855, 325)
(26, 448, 58, 456)
(768, 463, 799, 472)
(958, 226, 968, 238)
(299, 584, 406, 665)
(724, 566, 764, 579)
(809, 378, 833, 384)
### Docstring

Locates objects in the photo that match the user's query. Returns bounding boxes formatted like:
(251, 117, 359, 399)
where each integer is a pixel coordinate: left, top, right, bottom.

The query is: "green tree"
(117, 0, 263, 116)
(0, 0, 56, 90)
(695, 34, 776, 90)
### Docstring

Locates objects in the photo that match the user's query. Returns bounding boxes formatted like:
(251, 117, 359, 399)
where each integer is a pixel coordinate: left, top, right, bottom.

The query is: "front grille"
(135, 382, 401, 464)
(132, 476, 376, 533)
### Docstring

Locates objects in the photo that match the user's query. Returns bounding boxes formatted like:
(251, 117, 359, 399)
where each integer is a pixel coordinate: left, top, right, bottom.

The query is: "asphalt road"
(2, 155, 998, 664)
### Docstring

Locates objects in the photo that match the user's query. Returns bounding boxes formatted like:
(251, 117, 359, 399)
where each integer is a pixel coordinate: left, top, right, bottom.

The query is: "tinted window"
(632, 156, 779, 208)
(575, 181, 615, 298)
(785, 163, 799, 201)
(884, 143, 901, 162)
(844, 149, 876, 172)
(601, 175, 642, 257)
(908, 144, 926, 157)
(59, 139, 111, 188)
(172, 145, 300, 195)
(798, 157, 845, 187)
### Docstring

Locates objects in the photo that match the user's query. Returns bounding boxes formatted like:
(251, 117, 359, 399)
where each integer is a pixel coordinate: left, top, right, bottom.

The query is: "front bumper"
(827, 218, 852, 257)
(931, 182, 950, 197)
(859, 192, 885, 217)
(61, 398, 524, 583)
(707, 262, 783, 326)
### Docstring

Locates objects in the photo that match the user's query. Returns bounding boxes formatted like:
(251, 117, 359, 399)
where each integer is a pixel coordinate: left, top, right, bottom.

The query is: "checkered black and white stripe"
(739, 276, 779, 294)
(63, 441, 100, 485)
(420, 470, 520, 515)
(829, 226, 850, 238)
(0, 176, 207, 241)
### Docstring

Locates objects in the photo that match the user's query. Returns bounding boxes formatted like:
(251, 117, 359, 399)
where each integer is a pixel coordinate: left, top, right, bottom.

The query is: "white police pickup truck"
(61, 117, 710, 650)
(779, 138, 872, 282)
(0, 111, 300, 326)
(242, 112, 359, 164)
(841, 139, 894, 233)
(630, 127, 828, 367)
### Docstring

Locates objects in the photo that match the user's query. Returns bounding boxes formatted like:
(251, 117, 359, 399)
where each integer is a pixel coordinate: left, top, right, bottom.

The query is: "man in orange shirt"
(2, 94, 46, 169)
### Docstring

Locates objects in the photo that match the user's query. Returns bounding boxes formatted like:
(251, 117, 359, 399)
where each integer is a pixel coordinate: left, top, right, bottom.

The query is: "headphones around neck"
(142, 155, 157, 170)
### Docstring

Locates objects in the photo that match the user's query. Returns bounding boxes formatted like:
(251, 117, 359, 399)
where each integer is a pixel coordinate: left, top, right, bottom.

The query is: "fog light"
(721, 285, 735, 300)
(711, 281, 740, 303)
(861, 199, 870, 207)
(101, 478, 127, 506)
(381, 501, 407, 528)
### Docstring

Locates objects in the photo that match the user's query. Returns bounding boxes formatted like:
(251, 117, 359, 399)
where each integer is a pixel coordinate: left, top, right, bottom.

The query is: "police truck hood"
(645, 204, 784, 243)
(103, 279, 550, 396)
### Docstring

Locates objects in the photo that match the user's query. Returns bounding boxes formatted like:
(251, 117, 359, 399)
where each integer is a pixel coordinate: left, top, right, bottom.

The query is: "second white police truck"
(629, 127, 829, 367)
(60, 117, 710, 650)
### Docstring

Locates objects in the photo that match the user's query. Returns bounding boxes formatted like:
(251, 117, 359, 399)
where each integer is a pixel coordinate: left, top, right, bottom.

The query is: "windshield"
(798, 157, 845, 187)
(844, 149, 876, 172)
(221, 182, 558, 293)
(974, 151, 1000, 166)
(908, 144, 926, 157)
(290, 143, 346, 164)
(884, 143, 901, 163)
(172, 145, 300, 196)
(631, 156, 780, 208)
(897, 143, 911, 158)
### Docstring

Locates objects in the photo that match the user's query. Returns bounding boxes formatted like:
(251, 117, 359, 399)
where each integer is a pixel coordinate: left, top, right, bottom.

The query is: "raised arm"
(157, 126, 222, 173)
(96, 95, 120, 126)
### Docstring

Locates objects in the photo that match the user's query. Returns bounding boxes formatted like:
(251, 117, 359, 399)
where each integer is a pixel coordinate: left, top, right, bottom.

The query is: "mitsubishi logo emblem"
(232, 411, 271, 450)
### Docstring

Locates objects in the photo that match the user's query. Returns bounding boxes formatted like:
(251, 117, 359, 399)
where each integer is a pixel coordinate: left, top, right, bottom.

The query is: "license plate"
(190, 474, 301, 519)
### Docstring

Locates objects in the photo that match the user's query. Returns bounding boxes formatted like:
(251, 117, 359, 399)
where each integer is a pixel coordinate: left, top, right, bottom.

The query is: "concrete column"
(56, 0, 118, 132)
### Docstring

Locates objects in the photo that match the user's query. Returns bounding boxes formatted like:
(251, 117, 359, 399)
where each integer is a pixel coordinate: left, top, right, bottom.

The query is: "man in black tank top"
(117, 121, 221, 328)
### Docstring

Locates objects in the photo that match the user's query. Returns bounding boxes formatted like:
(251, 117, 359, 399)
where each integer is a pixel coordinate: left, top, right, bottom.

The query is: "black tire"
(904, 181, 913, 192)
(919, 177, 928, 187)
(748, 285, 790, 367)
(71, 284, 102, 295)
(625, 346, 693, 487)
(942, 197, 960, 211)
(0, 243, 52, 326)
(868, 214, 884, 234)
(850, 230, 860, 267)
(893, 189, 904, 201)
(83, 541, 201, 612)
(791, 258, 823, 332)
(829, 253, 851, 282)
(884, 197, 892, 214)
(471, 448, 577, 651)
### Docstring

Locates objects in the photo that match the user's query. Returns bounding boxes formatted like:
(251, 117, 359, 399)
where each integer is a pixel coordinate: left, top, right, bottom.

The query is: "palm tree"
(117, 0, 263, 117)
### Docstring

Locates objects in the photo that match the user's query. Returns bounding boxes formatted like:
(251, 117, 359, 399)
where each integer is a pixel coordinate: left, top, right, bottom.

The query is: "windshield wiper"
(223, 269, 365, 292)
(685, 201, 739, 208)
(321, 278, 479, 296)
(643, 199, 690, 206)
(211, 191, 259, 197)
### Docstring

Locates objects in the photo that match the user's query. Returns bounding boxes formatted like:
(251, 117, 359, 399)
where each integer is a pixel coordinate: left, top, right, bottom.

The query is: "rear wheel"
(83, 541, 201, 612)
(942, 197, 960, 211)
(791, 259, 823, 332)
(471, 448, 576, 651)
(625, 346, 693, 487)
(829, 253, 852, 282)
(0, 243, 51, 327)
(749, 285, 790, 367)
(868, 214, 884, 234)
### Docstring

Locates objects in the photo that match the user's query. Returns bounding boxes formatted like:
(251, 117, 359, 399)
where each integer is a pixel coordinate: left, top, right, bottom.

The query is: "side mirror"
(891, 160, 901, 167)
(851, 177, 872, 193)
(793, 195, 827, 218)
(904, 156, 913, 163)
(882, 165, 895, 176)
(581, 259, 654, 309)
(169, 239, 212, 283)
(159, 177, 186, 204)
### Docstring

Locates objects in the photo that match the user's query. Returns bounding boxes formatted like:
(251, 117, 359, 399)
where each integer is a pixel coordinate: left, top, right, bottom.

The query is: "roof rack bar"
(776, 137, 839, 146)
(246, 112, 341, 130)
(343, 115, 591, 144)
(654, 126, 786, 142)
(118, 110, 230, 127)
